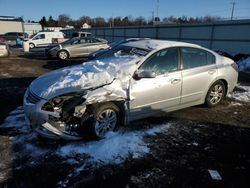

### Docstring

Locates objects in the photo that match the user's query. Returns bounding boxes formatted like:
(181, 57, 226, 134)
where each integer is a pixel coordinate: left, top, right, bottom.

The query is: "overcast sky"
(0, 0, 249, 21)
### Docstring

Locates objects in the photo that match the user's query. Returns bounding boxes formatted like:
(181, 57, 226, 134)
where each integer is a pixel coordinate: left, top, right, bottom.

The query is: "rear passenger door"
(86, 38, 104, 53)
(180, 47, 217, 104)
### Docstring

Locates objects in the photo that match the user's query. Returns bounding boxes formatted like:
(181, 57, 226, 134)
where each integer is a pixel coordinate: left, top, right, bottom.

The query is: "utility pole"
(156, 0, 159, 21)
(231, 1, 236, 20)
(152, 11, 155, 25)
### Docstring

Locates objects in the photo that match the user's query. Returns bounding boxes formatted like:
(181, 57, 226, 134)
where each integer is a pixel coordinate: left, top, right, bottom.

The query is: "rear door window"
(181, 47, 215, 69)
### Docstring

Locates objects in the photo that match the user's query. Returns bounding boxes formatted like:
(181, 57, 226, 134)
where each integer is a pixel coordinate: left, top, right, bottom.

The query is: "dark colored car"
(0, 32, 28, 41)
(87, 38, 150, 60)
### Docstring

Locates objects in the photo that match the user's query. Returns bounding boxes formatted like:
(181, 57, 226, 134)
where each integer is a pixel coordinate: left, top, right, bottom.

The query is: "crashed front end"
(24, 88, 92, 140)
(23, 79, 129, 140)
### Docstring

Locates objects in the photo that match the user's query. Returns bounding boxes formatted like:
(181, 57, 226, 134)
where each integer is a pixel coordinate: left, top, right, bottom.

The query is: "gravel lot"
(0, 47, 250, 188)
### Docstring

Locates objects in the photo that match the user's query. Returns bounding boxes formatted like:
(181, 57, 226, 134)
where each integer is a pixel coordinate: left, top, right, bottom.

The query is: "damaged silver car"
(23, 39, 238, 140)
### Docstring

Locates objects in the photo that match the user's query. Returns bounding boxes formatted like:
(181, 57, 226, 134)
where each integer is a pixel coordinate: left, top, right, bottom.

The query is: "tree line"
(37, 14, 223, 28)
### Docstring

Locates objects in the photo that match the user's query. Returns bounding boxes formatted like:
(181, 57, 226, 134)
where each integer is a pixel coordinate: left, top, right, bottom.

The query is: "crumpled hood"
(30, 56, 140, 99)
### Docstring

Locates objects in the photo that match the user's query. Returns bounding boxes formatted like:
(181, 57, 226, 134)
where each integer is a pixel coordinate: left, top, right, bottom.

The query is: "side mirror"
(134, 70, 156, 80)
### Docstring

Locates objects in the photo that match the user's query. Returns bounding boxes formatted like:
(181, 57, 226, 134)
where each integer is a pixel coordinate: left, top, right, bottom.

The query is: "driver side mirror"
(133, 70, 156, 80)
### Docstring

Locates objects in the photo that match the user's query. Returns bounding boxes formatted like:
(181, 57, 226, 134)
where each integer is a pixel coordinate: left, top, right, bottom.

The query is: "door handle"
(208, 69, 216, 75)
(171, 78, 181, 84)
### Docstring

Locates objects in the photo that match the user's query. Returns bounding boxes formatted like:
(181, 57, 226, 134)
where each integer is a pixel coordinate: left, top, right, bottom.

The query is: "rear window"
(97, 45, 151, 60)
(181, 47, 215, 69)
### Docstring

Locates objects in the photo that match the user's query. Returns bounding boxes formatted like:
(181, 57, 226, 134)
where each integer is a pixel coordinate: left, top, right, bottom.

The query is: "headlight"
(42, 92, 87, 113)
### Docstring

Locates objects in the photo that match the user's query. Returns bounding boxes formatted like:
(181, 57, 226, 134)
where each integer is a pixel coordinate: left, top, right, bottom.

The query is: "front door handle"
(171, 78, 181, 84)
(208, 69, 216, 75)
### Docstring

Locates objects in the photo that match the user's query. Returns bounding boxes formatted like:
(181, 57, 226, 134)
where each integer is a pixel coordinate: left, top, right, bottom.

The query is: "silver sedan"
(24, 39, 238, 140)
(47, 37, 109, 60)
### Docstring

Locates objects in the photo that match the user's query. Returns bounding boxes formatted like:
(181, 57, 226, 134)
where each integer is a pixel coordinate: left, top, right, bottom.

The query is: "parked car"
(88, 38, 150, 60)
(23, 39, 238, 140)
(25, 31, 64, 49)
(71, 31, 92, 38)
(0, 32, 28, 41)
(47, 37, 108, 60)
(0, 42, 10, 57)
(45, 37, 81, 55)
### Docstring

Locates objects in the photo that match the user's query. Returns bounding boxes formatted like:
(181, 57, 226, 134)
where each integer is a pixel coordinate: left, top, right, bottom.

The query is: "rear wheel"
(58, 50, 69, 60)
(88, 103, 121, 139)
(205, 81, 225, 107)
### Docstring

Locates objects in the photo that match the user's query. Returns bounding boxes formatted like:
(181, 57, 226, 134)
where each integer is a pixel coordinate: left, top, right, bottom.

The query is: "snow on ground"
(237, 57, 250, 72)
(57, 124, 169, 165)
(228, 85, 250, 103)
(0, 107, 171, 186)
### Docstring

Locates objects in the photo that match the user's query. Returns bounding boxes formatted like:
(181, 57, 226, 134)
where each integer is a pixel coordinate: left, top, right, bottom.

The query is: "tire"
(29, 43, 35, 49)
(88, 103, 121, 139)
(57, 50, 69, 60)
(205, 80, 225, 107)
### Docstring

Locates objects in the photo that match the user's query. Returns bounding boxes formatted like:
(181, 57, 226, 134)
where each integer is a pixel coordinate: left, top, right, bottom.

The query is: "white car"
(23, 39, 238, 140)
(26, 31, 64, 49)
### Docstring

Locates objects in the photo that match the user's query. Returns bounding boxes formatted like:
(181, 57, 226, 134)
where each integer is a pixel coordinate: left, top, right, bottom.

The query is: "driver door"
(129, 48, 182, 120)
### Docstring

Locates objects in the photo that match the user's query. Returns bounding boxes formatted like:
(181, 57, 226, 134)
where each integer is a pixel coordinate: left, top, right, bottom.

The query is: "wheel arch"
(87, 100, 127, 125)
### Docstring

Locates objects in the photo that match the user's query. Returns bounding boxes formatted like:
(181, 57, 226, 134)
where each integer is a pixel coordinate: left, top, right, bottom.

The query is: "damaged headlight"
(42, 91, 87, 114)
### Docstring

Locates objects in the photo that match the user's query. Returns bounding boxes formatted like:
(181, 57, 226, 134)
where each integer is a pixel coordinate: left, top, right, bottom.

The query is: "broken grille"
(26, 89, 41, 104)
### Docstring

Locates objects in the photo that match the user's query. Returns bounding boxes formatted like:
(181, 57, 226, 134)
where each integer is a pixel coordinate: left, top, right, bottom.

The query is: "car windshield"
(29, 33, 36, 39)
(96, 45, 151, 61)
(61, 38, 77, 45)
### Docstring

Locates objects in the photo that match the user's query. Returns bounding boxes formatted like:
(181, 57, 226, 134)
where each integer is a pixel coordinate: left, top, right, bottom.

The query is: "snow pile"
(228, 85, 250, 102)
(237, 57, 250, 72)
(31, 55, 140, 99)
(57, 124, 170, 165)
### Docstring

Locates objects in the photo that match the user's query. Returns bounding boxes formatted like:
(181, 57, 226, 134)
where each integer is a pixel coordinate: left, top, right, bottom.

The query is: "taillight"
(231, 62, 238, 72)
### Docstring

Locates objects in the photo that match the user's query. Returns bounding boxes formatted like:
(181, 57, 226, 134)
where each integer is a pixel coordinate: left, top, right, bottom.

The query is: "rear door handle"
(208, 69, 216, 75)
(171, 78, 181, 84)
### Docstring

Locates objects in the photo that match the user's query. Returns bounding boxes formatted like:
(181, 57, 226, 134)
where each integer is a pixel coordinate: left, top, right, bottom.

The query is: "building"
(82, 23, 91, 28)
(0, 16, 24, 34)
(24, 22, 42, 36)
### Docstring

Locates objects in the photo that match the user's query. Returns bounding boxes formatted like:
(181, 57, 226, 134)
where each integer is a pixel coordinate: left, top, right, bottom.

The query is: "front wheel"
(88, 103, 121, 139)
(29, 43, 35, 49)
(57, 50, 69, 60)
(205, 81, 225, 107)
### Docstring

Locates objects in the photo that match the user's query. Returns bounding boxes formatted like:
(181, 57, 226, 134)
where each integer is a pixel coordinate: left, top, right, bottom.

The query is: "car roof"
(123, 39, 201, 51)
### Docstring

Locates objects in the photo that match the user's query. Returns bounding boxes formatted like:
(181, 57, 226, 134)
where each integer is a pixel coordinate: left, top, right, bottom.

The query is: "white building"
(24, 22, 42, 36)
(0, 16, 24, 34)
(82, 23, 91, 28)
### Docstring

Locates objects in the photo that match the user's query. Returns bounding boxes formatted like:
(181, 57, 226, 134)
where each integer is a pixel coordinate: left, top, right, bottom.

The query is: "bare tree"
(58, 14, 71, 27)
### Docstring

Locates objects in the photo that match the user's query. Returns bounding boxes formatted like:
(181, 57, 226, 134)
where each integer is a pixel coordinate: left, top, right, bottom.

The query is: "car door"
(86, 38, 105, 53)
(129, 48, 182, 120)
(32, 34, 46, 46)
(71, 38, 89, 57)
(180, 47, 217, 104)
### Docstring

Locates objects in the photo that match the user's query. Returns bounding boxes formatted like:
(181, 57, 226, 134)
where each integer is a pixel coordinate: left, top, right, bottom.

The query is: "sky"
(0, 0, 249, 21)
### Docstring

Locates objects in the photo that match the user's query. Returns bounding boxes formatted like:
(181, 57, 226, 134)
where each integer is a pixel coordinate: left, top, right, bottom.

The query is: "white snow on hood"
(30, 55, 140, 99)
(228, 85, 250, 102)
(237, 57, 250, 72)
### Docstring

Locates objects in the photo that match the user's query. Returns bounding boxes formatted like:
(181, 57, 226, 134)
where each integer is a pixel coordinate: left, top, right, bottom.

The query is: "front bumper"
(23, 90, 82, 140)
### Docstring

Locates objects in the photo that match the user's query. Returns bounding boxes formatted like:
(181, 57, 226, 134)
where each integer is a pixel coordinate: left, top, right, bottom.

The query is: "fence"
(62, 19, 250, 55)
